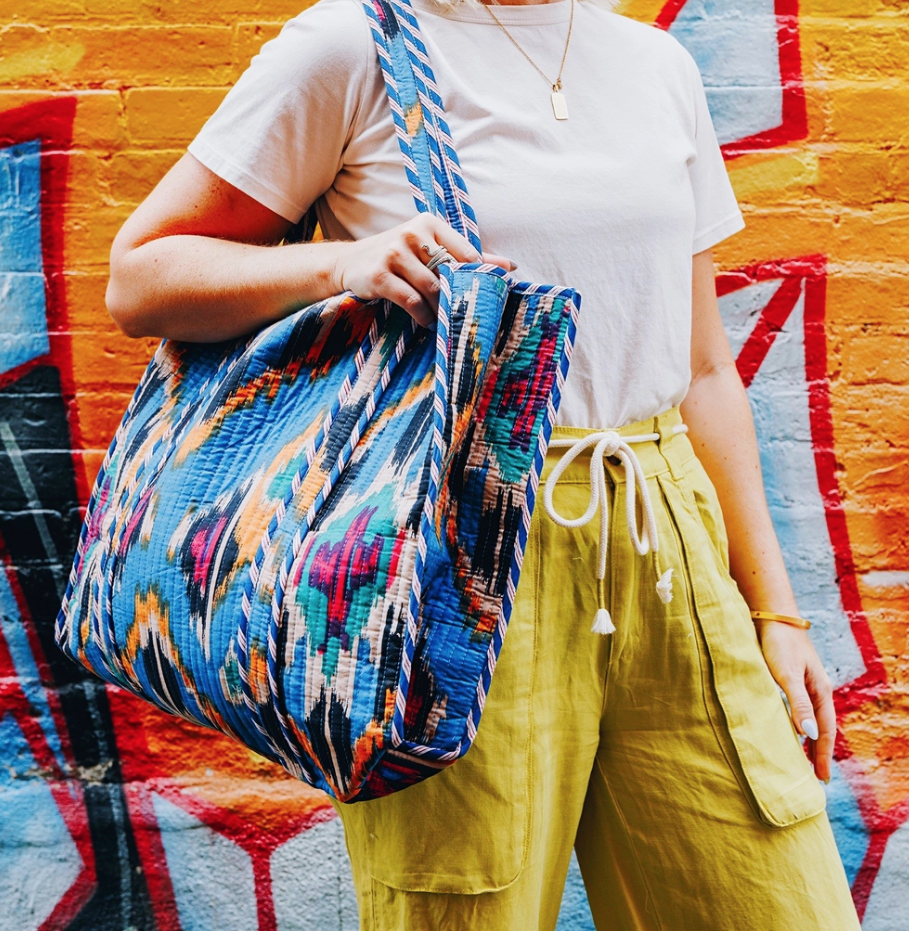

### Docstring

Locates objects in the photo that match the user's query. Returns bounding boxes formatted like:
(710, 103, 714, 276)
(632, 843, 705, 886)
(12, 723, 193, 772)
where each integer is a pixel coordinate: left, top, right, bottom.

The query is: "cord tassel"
(542, 424, 689, 638)
(656, 567, 674, 604)
(592, 578, 615, 635)
(592, 608, 616, 635)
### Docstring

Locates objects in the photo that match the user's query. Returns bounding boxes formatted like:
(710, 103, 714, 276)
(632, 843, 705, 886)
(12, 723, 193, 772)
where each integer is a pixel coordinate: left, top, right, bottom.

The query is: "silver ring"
(421, 243, 454, 273)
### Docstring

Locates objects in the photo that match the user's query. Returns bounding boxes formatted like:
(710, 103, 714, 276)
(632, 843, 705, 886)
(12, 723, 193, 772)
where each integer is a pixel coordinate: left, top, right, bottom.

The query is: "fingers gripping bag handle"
(55, 0, 580, 804)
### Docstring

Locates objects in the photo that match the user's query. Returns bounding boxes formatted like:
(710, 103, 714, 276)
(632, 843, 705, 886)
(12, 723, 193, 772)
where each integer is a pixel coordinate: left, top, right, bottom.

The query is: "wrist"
(747, 601, 806, 644)
(752, 618, 811, 650)
(321, 240, 347, 296)
(286, 240, 348, 303)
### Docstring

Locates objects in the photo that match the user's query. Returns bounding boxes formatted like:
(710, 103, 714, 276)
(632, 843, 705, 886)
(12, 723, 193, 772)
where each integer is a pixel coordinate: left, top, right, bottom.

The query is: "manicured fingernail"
(801, 718, 819, 741)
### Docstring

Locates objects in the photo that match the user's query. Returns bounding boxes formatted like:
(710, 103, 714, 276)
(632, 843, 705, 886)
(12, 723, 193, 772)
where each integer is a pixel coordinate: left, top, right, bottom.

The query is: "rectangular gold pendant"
(551, 90, 568, 121)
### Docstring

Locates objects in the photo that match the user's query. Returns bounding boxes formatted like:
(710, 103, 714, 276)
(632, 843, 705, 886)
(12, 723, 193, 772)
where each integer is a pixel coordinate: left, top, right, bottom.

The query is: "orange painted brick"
(809, 21, 909, 80)
(736, 207, 909, 266)
(60, 270, 109, 311)
(818, 150, 909, 205)
(845, 508, 909, 565)
(125, 86, 228, 145)
(71, 90, 127, 149)
(845, 206, 909, 262)
(233, 22, 285, 78)
(81, 0, 172, 22)
(4, 0, 87, 23)
(72, 387, 144, 445)
(826, 81, 909, 142)
(79, 0, 312, 26)
(864, 606, 909, 664)
(78, 450, 107, 486)
(70, 333, 158, 388)
(109, 148, 183, 204)
(806, 0, 904, 16)
(839, 383, 909, 434)
(0, 35, 92, 91)
(55, 150, 113, 207)
(63, 203, 134, 269)
(841, 448, 909, 504)
(825, 273, 909, 325)
(716, 207, 839, 266)
(42, 25, 235, 88)
(840, 333, 909, 386)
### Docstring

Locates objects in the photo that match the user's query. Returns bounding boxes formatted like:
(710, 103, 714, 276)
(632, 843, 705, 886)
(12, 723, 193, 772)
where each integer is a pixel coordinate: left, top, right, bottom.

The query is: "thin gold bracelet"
(750, 610, 812, 630)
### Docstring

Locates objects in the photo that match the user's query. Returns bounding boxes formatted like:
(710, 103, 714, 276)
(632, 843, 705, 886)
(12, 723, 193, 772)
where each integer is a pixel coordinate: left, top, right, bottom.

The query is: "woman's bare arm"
(107, 153, 509, 341)
(681, 249, 835, 782)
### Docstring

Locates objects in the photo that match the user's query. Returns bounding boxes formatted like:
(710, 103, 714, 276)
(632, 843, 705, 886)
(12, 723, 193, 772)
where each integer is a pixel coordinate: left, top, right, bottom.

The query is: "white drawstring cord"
(543, 425, 688, 634)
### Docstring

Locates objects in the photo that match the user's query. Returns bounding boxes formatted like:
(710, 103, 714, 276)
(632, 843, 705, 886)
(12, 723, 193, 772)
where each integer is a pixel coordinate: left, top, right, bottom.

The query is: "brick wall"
(1, 1, 907, 928)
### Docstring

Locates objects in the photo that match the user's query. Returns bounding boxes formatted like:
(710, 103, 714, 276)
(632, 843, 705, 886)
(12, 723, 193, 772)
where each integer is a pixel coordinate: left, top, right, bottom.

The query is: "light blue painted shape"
(0, 714, 82, 931)
(719, 277, 784, 358)
(669, 0, 784, 146)
(862, 816, 909, 931)
(718, 283, 866, 688)
(0, 566, 67, 773)
(272, 816, 358, 931)
(556, 849, 596, 931)
(825, 760, 869, 888)
(152, 793, 258, 931)
(0, 138, 49, 376)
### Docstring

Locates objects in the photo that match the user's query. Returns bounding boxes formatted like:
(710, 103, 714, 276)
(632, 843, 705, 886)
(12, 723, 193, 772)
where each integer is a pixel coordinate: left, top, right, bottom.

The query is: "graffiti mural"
(0, 98, 153, 930)
(716, 259, 884, 921)
(1, 0, 907, 928)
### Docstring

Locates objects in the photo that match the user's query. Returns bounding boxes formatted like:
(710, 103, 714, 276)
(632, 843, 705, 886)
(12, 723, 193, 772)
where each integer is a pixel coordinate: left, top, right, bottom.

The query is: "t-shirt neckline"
(410, 0, 573, 26)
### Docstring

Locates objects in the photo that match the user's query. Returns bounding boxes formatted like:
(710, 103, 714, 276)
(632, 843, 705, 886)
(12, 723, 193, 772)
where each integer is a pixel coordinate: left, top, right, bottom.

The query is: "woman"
(105, 0, 861, 927)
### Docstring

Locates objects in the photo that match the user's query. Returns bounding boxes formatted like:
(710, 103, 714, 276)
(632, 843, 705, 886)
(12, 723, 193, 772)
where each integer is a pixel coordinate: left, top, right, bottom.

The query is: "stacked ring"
(421, 243, 455, 273)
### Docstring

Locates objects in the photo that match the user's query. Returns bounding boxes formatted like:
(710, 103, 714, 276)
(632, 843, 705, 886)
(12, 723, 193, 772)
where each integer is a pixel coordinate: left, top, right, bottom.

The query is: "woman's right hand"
(328, 214, 516, 328)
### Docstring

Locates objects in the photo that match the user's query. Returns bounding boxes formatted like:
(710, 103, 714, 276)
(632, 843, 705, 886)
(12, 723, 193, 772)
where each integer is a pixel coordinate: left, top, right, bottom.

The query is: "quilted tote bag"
(56, 0, 581, 803)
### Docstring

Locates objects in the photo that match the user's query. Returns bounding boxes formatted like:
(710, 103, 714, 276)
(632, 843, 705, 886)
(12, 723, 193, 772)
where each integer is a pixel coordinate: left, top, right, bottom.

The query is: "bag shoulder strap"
(363, 0, 482, 252)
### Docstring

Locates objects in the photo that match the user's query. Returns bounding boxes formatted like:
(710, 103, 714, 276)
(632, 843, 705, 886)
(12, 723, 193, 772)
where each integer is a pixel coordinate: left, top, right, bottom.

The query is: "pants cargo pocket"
(335, 521, 538, 896)
(658, 459, 827, 829)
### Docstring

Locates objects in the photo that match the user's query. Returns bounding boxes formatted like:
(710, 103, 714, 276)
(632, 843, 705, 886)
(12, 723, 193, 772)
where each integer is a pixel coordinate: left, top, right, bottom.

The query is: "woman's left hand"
(756, 621, 835, 782)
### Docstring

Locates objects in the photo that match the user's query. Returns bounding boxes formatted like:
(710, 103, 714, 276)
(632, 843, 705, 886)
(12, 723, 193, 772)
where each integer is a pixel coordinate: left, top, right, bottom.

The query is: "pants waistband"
(544, 406, 694, 485)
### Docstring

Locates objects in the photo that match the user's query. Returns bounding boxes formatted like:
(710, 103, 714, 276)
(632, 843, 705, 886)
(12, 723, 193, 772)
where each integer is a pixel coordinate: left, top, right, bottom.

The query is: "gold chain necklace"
(482, 0, 575, 121)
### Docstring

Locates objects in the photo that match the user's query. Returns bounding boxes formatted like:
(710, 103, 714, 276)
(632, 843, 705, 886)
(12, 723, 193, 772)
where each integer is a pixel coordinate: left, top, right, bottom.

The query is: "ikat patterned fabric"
(55, 0, 580, 802)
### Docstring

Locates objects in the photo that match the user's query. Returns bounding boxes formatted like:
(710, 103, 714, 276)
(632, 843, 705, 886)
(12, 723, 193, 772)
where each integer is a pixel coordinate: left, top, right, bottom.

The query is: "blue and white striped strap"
(363, 0, 482, 252)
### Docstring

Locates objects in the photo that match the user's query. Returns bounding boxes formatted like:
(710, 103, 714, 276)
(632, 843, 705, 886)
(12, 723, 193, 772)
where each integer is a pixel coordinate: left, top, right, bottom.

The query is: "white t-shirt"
(188, 0, 744, 428)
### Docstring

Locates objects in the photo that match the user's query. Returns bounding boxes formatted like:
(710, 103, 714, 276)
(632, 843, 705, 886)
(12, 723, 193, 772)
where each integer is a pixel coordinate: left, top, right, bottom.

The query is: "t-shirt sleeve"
(187, 0, 371, 223)
(683, 51, 745, 254)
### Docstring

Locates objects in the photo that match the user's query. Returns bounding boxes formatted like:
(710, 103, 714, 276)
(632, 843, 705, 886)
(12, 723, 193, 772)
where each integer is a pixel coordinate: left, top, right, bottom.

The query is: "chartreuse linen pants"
(334, 407, 860, 931)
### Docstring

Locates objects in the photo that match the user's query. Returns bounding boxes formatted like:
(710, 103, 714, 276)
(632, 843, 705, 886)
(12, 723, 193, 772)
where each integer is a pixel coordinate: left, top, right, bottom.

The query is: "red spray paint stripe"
(123, 781, 183, 931)
(803, 273, 886, 687)
(0, 97, 90, 505)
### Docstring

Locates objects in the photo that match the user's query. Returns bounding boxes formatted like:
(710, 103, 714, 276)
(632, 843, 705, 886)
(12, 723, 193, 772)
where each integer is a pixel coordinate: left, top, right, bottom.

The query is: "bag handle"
(363, 0, 482, 252)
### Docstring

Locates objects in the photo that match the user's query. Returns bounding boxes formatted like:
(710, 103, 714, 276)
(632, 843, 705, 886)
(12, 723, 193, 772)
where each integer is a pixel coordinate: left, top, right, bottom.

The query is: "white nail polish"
(801, 718, 819, 741)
